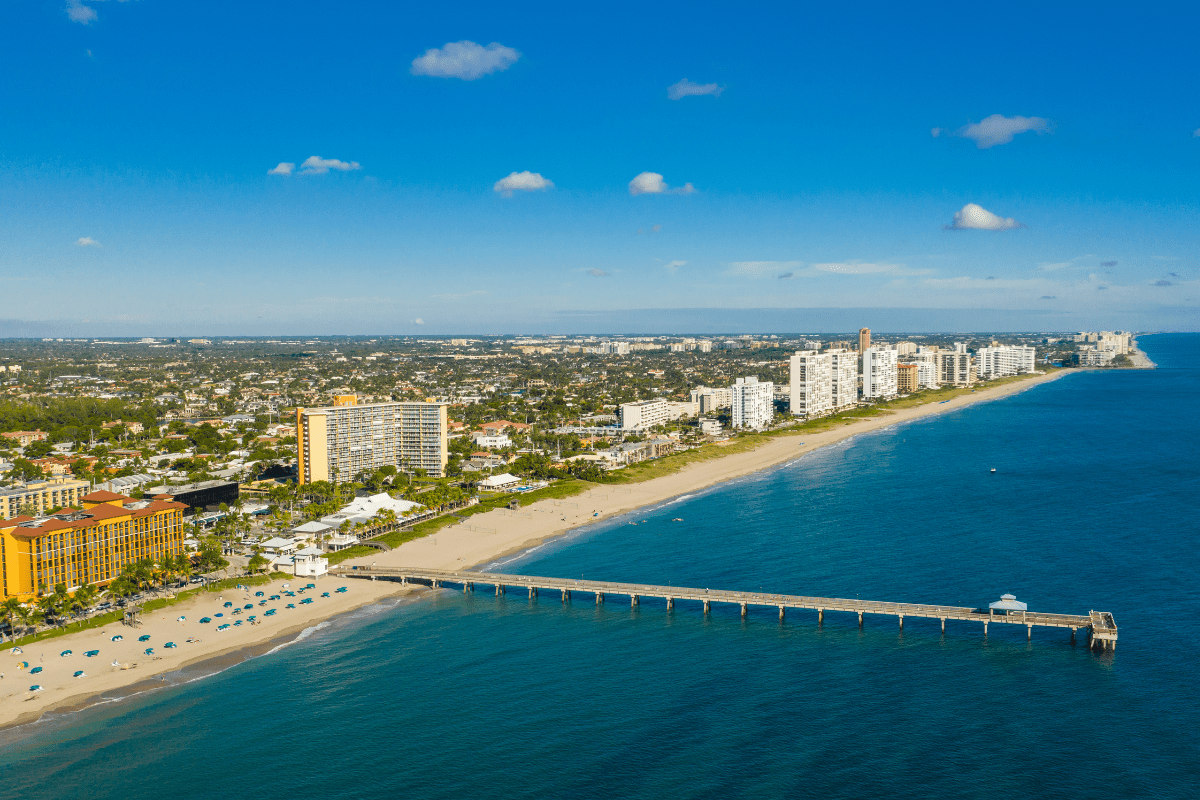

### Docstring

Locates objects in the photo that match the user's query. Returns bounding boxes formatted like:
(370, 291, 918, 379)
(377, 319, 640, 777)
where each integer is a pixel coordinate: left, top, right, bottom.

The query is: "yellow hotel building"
(1, 490, 186, 600)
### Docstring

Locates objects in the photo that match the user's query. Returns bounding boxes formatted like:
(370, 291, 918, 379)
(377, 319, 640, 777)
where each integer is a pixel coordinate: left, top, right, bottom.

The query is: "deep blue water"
(2, 333, 1198, 800)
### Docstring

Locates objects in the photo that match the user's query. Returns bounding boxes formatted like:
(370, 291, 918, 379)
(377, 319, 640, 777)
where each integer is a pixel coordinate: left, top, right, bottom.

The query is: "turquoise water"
(2, 333, 1198, 799)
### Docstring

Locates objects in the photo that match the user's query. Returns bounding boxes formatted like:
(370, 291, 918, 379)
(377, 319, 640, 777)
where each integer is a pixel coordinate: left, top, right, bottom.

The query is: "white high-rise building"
(789, 352, 832, 417)
(829, 348, 858, 410)
(976, 346, 1036, 379)
(731, 377, 774, 430)
(936, 352, 973, 386)
(916, 360, 938, 389)
(862, 347, 898, 400)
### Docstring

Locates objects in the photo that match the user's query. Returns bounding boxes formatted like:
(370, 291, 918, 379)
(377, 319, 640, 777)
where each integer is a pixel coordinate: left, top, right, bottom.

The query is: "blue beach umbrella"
(60, 650, 72, 657)
(30, 685, 43, 692)
(111, 635, 123, 642)
(85, 650, 99, 657)
(144, 648, 154, 655)
(30, 666, 42, 674)
(200, 617, 212, 623)
(138, 635, 151, 642)
(164, 642, 177, 649)
(73, 670, 85, 678)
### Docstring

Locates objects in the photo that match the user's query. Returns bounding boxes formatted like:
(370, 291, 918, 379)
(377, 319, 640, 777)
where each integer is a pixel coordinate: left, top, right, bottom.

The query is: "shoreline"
(0, 367, 1082, 732)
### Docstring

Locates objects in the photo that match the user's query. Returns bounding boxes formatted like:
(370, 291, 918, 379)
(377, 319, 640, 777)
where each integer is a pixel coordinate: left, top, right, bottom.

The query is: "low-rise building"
(1, 430, 49, 447)
(0, 477, 90, 519)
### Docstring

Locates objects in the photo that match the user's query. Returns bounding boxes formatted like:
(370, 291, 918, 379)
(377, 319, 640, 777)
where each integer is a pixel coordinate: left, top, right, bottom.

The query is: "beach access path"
(2, 367, 1072, 731)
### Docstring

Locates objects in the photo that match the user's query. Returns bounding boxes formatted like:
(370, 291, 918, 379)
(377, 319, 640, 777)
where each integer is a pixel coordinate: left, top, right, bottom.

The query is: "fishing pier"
(332, 565, 1118, 650)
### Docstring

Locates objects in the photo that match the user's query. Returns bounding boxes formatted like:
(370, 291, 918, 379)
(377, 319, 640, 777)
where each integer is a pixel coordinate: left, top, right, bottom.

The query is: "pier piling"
(339, 566, 1117, 649)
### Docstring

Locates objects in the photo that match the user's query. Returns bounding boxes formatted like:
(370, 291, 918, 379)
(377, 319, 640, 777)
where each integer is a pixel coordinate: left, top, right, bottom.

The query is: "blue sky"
(1, 0, 1197, 335)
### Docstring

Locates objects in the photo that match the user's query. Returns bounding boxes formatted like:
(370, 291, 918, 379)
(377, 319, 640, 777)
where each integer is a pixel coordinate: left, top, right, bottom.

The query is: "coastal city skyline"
(2, 1, 1198, 336)
(2, 3, 1196, 799)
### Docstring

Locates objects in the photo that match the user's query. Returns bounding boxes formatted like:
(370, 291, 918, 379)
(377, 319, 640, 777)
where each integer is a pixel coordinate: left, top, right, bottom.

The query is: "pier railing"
(331, 565, 1117, 650)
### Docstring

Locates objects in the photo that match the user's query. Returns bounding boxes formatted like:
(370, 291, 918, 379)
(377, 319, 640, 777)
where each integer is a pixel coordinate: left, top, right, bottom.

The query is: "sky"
(1, 0, 1198, 335)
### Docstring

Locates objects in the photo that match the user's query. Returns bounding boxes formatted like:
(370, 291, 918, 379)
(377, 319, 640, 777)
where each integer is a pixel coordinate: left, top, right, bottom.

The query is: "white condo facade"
(862, 347, 898, 400)
(731, 376, 774, 429)
(690, 385, 733, 414)
(789, 352, 832, 417)
(618, 399, 669, 430)
(829, 349, 858, 409)
(976, 346, 1036, 379)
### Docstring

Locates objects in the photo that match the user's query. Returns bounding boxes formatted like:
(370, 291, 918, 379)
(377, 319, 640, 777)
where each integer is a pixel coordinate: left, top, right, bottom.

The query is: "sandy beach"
(1, 368, 1074, 730)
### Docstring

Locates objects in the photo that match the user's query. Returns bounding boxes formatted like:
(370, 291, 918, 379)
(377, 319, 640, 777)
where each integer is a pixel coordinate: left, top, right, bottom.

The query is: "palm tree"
(16, 605, 41, 642)
(1, 598, 21, 642)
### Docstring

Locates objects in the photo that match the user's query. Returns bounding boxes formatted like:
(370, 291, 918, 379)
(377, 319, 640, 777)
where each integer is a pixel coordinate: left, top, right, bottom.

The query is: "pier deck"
(331, 565, 1117, 649)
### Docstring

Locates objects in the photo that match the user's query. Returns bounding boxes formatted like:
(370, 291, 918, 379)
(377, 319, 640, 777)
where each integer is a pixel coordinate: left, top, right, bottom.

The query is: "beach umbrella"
(321, 592, 330, 597)
(73, 670, 85, 678)
(145, 648, 154, 655)
(234, 621, 242, 626)
(215, 613, 223, 618)
(17, 661, 28, 669)
(31, 666, 42, 674)
(177, 616, 186, 622)
(255, 591, 264, 597)
(11, 647, 22, 654)
(85, 650, 99, 657)
(286, 603, 295, 609)
(138, 635, 151, 642)
(200, 617, 212, 623)
(164, 642, 177, 649)
(30, 685, 43, 692)
(111, 635, 123, 642)
(244, 604, 253, 609)
(60, 650, 72, 657)
(223, 602, 233, 607)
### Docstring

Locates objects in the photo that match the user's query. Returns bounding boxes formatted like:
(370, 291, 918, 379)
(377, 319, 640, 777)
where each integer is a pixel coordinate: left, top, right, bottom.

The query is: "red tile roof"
(81, 490, 129, 503)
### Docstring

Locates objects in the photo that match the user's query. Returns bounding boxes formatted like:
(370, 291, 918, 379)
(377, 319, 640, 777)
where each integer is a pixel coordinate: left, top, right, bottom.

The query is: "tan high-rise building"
(297, 400, 449, 483)
(896, 363, 919, 393)
(858, 327, 871, 353)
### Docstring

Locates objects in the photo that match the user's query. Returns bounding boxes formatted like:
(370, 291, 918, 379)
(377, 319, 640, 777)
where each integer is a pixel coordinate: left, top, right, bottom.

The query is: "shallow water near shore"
(2, 334, 1197, 800)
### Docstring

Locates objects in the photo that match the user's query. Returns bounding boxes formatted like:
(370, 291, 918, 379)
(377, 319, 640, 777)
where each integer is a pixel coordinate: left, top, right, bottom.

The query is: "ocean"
(2, 333, 1197, 800)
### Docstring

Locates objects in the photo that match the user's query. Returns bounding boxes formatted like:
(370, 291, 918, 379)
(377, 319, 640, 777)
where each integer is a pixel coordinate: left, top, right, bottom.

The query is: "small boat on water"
(672, 518, 683, 522)
(990, 468, 996, 473)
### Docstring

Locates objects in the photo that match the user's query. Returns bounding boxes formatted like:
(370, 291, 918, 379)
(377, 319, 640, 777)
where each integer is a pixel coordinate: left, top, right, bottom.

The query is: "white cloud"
(1194, 128, 1200, 137)
(664, 260, 686, 274)
(667, 79, 723, 100)
(433, 290, 488, 299)
(66, 0, 97, 23)
(413, 318, 425, 325)
(66, 0, 137, 25)
(411, 41, 520, 80)
(726, 261, 802, 276)
(75, 236, 101, 247)
(268, 162, 295, 176)
(629, 172, 695, 196)
(957, 114, 1051, 149)
(493, 171, 553, 196)
(812, 262, 909, 275)
(948, 203, 1023, 231)
(298, 156, 361, 175)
